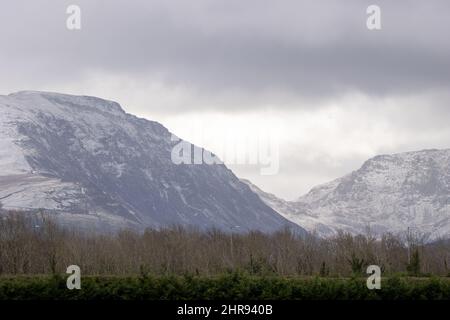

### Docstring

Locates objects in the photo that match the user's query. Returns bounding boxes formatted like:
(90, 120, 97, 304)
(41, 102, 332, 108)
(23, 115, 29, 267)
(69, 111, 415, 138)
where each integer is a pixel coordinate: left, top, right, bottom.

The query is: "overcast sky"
(1, 0, 450, 199)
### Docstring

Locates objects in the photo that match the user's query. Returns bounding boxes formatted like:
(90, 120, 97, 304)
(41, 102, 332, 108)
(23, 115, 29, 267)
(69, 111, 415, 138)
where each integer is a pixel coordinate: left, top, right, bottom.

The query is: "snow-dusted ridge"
(245, 149, 450, 240)
(0, 91, 305, 234)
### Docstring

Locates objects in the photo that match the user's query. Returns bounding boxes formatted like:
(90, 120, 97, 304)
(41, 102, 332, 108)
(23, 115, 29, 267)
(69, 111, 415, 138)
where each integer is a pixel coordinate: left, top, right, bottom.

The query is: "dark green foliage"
(245, 254, 275, 276)
(347, 253, 366, 276)
(406, 248, 421, 276)
(0, 274, 449, 300)
(319, 262, 329, 277)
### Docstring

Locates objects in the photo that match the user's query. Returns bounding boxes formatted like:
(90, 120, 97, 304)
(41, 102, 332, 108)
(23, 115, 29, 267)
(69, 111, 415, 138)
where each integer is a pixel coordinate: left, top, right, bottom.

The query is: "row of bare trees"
(0, 211, 448, 276)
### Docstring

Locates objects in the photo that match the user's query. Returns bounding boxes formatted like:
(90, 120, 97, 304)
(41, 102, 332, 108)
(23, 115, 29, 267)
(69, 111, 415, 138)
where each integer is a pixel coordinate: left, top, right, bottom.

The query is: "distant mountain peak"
(249, 149, 450, 240)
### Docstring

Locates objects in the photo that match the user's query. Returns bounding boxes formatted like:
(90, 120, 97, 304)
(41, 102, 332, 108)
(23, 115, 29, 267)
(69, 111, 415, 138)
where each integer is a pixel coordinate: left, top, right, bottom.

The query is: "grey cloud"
(1, 0, 449, 109)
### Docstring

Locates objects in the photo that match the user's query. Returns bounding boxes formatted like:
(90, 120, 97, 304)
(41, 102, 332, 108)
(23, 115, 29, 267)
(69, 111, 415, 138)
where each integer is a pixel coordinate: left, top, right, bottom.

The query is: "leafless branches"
(0, 211, 448, 276)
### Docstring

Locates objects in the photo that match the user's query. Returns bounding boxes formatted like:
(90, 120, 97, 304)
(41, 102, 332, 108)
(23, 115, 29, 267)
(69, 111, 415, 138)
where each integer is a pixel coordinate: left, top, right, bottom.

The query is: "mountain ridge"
(0, 91, 305, 234)
(246, 149, 450, 240)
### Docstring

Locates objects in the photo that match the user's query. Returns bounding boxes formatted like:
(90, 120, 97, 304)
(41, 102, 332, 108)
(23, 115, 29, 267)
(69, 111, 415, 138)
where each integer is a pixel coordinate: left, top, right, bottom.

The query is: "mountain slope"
(0, 91, 305, 234)
(242, 179, 336, 236)
(246, 150, 450, 240)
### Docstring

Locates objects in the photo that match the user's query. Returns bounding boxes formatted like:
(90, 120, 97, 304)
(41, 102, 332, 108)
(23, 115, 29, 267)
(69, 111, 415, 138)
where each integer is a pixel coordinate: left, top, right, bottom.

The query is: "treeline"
(0, 211, 449, 277)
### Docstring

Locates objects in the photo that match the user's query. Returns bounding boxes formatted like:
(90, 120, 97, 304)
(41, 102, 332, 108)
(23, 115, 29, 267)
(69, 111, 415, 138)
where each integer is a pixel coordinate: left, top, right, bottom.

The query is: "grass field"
(0, 273, 449, 300)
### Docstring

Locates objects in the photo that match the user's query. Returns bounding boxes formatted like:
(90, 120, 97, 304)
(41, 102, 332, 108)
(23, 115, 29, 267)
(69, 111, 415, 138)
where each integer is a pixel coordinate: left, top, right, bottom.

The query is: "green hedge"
(0, 273, 449, 300)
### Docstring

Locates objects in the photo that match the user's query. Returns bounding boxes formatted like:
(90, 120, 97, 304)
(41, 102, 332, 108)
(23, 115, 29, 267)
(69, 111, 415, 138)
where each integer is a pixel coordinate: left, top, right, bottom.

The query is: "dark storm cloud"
(1, 0, 449, 106)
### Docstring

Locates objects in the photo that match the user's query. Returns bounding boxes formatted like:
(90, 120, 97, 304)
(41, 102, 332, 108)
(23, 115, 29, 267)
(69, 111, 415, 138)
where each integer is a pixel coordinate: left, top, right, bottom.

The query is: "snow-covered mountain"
(245, 150, 450, 240)
(0, 91, 304, 234)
